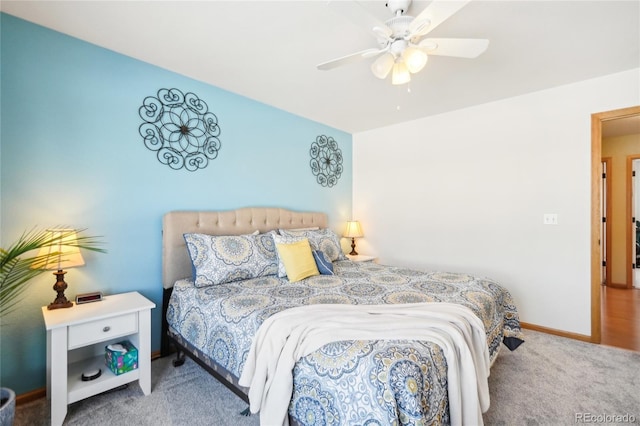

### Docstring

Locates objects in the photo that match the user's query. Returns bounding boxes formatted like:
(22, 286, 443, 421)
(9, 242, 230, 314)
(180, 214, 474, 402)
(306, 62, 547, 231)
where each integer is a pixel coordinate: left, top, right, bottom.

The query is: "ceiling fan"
(317, 0, 489, 85)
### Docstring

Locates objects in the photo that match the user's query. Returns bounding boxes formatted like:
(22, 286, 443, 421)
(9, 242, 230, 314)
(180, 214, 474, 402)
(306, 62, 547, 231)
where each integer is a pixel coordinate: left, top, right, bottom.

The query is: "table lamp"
(344, 221, 364, 256)
(36, 229, 86, 310)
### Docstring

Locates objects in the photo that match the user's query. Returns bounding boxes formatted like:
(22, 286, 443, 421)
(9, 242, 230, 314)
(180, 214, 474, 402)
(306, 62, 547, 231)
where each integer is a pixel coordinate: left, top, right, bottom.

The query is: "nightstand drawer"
(68, 313, 138, 349)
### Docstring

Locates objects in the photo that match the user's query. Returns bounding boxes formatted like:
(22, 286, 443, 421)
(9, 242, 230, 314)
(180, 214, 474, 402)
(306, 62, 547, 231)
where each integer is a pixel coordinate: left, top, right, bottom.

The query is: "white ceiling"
(603, 115, 640, 138)
(1, 0, 638, 134)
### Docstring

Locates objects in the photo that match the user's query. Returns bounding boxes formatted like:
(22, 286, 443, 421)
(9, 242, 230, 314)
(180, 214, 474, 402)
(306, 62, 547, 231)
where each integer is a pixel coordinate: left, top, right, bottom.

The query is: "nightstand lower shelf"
(67, 355, 140, 404)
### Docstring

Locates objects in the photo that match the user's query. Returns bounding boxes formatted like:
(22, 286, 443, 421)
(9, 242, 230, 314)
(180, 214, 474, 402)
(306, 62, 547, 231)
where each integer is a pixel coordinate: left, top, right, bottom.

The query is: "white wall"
(353, 68, 640, 336)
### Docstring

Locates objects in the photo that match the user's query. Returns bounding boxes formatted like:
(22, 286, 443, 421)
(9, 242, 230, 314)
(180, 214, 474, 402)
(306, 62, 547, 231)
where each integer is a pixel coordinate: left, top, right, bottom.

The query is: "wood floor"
(601, 285, 640, 351)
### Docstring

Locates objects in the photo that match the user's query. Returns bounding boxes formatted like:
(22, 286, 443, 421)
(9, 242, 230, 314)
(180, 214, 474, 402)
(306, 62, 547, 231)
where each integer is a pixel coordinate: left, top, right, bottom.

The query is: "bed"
(161, 207, 524, 425)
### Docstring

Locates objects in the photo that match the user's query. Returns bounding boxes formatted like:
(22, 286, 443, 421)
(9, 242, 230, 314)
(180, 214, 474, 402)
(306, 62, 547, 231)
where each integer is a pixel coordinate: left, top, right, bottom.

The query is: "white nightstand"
(42, 291, 155, 426)
(346, 254, 377, 263)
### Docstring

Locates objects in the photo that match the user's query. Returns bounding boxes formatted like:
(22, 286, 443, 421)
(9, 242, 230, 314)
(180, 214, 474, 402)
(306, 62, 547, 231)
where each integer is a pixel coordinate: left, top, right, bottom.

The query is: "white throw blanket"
(238, 302, 490, 426)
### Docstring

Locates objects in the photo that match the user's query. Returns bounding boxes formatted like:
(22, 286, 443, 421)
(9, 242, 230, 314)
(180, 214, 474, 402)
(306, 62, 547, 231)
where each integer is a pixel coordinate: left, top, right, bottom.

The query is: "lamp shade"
(344, 221, 364, 238)
(35, 229, 85, 270)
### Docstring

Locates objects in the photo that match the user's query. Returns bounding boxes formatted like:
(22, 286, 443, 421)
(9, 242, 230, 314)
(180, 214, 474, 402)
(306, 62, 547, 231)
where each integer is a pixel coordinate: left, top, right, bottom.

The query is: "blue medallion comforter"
(166, 260, 524, 425)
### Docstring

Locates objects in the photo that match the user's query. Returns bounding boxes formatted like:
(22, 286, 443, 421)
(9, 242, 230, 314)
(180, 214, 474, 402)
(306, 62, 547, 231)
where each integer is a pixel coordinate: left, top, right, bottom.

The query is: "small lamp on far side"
(36, 229, 86, 310)
(344, 221, 364, 256)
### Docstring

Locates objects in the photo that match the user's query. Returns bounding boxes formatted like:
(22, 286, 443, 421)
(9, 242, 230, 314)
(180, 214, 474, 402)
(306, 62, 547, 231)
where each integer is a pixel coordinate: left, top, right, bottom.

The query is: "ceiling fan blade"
(317, 48, 384, 71)
(328, 0, 393, 39)
(417, 38, 489, 58)
(408, 0, 471, 37)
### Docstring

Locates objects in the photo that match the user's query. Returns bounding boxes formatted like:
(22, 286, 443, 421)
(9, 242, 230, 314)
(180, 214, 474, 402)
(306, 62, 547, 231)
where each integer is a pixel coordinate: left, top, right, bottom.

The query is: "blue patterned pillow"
(312, 250, 334, 275)
(279, 228, 347, 262)
(184, 231, 278, 287)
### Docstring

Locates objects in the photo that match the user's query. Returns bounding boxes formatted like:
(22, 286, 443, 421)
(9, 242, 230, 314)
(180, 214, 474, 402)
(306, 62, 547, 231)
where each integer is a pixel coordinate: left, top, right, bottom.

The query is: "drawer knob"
(103, 326, 111, 332)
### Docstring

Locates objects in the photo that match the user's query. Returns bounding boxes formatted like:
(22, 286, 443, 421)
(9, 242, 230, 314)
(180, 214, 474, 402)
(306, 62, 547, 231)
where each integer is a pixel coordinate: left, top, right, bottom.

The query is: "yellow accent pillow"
(275, 238, 319, 282)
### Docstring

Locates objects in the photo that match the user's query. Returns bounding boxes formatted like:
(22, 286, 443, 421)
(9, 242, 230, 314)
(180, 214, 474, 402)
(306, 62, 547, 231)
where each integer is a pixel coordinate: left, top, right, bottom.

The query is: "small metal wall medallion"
(310, 135, 343, 187)
(138, 88, 221, 171)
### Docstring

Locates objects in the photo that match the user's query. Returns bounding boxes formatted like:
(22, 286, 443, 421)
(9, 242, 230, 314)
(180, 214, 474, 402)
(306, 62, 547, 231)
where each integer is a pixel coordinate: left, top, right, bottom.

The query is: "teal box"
(105, 340, 138, 375)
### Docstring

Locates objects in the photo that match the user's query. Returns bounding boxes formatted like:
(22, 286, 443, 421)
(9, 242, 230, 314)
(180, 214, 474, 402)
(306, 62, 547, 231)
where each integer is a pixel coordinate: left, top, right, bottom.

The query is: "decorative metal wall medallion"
(310, 135, 343, 187)
(138, 88, 221, 171)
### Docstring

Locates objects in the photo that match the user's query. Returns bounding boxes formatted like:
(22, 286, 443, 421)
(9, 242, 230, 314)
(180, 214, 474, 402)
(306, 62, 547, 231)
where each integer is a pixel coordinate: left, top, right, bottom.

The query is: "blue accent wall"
(0, 14, 352, 394)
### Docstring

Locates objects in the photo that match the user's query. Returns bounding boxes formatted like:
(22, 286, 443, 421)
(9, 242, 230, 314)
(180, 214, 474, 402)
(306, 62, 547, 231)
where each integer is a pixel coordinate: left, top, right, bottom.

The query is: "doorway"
(601, 137, 640, 288)
(627, 157, 640, 289)
(592, 105, 640, 344)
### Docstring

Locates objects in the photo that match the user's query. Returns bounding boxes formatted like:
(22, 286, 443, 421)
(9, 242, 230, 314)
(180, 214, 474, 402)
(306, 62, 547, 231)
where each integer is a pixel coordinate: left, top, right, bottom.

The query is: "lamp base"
(47, 270, 74, 310)
(349, 237, 358, 256)
(48, 300, 73, 310)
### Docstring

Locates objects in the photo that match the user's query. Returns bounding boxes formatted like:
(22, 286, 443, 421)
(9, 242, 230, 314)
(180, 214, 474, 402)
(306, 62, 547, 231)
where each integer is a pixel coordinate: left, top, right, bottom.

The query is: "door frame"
(601, 157, 612, 287)
(591, 105, 640, 343)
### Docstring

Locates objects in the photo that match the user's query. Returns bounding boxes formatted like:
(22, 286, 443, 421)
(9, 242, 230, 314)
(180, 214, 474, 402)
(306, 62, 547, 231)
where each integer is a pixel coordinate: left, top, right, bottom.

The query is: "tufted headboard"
(162, 207, 328, 289)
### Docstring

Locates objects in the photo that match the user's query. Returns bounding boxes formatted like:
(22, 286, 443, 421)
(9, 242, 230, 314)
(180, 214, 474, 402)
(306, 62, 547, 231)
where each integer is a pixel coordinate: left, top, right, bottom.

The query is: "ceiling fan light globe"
(391, 61, 411, 85)
(371, 52, 395, 79)
(403, 46, 428, 73)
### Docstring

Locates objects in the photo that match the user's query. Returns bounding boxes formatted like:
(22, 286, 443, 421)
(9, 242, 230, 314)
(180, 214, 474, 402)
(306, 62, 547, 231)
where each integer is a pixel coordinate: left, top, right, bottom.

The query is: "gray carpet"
(15, 330, 640, 425)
